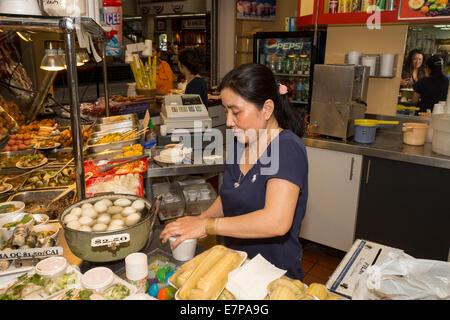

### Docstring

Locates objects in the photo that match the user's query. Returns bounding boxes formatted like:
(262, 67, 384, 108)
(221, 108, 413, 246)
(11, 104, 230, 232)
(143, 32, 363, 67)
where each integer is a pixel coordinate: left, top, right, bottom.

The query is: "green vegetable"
(0, 204, 16, 214)
(102, 284, 130, 300)
(430, 4, 438, 10)
(78, 290, 93, 300)
(2, 214, 33, 229)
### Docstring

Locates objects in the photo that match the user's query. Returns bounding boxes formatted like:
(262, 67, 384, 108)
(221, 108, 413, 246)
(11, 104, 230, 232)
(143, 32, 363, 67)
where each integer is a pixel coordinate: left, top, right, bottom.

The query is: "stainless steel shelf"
(0, 14, 105, 38)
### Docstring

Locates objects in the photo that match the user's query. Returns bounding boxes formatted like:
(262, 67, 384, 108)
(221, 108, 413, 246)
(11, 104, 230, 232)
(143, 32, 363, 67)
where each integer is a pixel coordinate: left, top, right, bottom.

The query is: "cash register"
(160, 94, 212, 133)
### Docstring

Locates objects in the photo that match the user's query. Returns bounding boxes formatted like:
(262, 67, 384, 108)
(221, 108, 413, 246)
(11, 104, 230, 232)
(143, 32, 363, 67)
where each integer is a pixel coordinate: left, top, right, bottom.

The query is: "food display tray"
(95, 114, 138, 125)
(18, 167, 76, 191)
(86, 137, 142, 154)
(152, 182, 186, 222)
(89, 127, 138, 140)
(181, 183, 217, 216)
(93, 119, 140, 133)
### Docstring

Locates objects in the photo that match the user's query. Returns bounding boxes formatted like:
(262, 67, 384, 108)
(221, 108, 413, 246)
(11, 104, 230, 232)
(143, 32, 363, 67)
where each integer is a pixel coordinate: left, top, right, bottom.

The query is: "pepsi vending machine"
(253, 31, 327, 114)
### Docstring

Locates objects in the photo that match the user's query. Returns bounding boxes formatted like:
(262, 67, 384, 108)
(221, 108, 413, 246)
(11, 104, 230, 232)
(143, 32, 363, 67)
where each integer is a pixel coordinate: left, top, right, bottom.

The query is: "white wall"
(217, 0, 236, 83)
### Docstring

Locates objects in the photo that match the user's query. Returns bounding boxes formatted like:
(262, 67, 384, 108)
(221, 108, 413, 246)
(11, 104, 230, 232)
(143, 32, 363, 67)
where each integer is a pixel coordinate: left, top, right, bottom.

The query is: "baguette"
(196, 251, 242, 292)
(178, 246, 228, 300)
(267, 277, 306, 295)
(169, 249, 210, 288)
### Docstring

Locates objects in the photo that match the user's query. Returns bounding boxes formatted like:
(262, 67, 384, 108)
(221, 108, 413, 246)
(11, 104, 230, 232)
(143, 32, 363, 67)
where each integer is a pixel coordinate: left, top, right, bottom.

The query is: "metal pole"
(101, 41, 110, 117)
(60, 17, 86, 200)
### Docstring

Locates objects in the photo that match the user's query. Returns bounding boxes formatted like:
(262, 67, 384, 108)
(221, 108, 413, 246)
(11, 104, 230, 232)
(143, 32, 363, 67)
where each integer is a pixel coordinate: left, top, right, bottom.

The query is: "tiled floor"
(300, 238, 346, 286)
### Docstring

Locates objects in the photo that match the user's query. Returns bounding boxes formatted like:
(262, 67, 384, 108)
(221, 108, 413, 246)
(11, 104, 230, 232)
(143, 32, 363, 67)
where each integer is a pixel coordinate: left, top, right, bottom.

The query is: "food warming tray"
(93, 119, 140, 133)
(86, 137, 142, 154)
(96, 114, 138, 124)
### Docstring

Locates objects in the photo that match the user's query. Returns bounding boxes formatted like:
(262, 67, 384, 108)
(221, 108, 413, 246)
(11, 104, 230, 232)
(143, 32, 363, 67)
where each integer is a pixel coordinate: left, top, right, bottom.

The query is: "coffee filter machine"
(309, 64, 370, 141)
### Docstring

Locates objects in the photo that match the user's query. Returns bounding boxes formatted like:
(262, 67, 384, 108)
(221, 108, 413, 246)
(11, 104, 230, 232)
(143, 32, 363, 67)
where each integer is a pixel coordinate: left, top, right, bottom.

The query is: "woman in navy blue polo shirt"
(160, 63, 308, 280)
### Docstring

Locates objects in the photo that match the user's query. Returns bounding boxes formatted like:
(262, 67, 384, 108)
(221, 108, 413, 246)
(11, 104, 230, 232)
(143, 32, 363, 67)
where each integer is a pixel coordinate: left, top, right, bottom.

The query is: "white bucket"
(0, 0, 42, 15)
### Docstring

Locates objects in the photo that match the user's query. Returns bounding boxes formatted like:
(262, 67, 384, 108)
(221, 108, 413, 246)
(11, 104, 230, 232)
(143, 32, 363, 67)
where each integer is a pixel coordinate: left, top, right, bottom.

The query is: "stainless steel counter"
(303, 130, 450, 170)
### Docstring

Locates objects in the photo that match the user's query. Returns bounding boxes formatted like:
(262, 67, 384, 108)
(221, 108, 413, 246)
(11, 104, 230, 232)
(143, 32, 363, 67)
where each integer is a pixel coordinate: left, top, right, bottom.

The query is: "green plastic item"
(155, 266, 173, 283)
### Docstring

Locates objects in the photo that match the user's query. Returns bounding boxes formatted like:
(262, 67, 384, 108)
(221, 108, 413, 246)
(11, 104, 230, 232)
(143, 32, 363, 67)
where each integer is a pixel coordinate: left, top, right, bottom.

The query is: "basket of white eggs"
(60, 194, 159, 262)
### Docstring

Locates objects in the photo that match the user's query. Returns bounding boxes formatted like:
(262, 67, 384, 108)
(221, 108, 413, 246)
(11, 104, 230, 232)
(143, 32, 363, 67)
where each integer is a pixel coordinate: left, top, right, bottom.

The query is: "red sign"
(398, 0, 450, 20)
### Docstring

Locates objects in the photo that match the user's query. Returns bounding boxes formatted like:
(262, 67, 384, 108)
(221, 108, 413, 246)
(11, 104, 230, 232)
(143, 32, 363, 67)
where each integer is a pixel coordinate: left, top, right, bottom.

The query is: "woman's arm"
(199, 196, 224, 219)
(215, 178, 300, 239)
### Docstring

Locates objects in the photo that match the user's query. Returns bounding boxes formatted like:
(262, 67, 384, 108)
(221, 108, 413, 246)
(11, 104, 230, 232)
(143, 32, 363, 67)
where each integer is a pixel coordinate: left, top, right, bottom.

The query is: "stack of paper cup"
(125, 253, 148, 294)
(347, 51, 361, 65)
(361, 56, 377, 76)
(380, 54, 395, 77)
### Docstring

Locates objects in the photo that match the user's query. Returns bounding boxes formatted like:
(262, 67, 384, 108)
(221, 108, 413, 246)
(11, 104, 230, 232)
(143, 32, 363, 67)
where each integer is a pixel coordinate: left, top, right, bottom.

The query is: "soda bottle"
(329, 0, 339, 13)
(145, 118, 157, 157)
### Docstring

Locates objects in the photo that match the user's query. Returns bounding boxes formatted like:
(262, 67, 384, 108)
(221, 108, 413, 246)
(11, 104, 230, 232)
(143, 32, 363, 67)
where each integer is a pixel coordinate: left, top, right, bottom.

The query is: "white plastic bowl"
(81, 267, 114, 292)
(0, 212, 35, 241)
(0, 201, 26, 216)
(32, 224, 60, 242)
(36, 256, 68, 279)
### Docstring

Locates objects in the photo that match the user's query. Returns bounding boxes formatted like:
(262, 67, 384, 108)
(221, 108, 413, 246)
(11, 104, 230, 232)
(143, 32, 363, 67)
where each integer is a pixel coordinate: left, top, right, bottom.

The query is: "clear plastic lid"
(81, 267, 114, 290)
(35, 257, 68, 277)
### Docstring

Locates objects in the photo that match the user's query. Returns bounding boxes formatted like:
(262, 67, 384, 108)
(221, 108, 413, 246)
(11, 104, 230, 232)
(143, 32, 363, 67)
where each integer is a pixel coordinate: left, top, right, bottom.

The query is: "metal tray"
(89, 127, 138, 140)
(93, 119, 140, 133)
(85, 149, 123, 160)
(20, 166, 76, 190)
(0, 149, 39, 168)
(96, 114, 138, 124)
(86, 137, 142, 154)
(7, 188, 76, 221)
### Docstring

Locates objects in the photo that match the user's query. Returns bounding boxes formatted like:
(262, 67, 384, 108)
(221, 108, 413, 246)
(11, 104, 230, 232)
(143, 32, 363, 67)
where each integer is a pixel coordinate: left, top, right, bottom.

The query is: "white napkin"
(225, 254, 286, 300)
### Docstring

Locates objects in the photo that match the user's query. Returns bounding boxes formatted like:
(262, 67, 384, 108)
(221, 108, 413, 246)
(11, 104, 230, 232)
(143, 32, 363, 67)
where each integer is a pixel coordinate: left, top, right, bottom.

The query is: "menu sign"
(398, 0, 450, 20)
(237, 0, 276, 21)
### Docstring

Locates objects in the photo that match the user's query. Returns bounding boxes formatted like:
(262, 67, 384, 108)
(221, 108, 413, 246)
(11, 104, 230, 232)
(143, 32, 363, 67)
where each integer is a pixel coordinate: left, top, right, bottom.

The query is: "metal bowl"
(60, 194, 160, 263)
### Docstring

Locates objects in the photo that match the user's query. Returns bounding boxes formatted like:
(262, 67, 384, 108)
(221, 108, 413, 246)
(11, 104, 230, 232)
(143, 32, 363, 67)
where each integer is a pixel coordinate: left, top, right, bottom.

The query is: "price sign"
(0, 247, 64, 260)
(91, 233, 130, 248)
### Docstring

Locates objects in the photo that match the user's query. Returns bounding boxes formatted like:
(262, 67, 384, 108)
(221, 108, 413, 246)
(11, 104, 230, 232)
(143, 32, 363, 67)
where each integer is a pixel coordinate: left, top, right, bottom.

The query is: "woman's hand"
(400, 78, 410, 86)
(160, 216, 208, 249)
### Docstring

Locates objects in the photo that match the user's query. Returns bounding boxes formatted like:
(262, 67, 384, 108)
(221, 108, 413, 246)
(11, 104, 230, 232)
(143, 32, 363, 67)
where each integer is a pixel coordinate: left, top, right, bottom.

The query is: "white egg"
(70, 207, 82, 217)
(79, 216, 94, 226)
(107, 206, 123, 215)
(81, 203, 94, 210)
(111, 213, 123, 220)
(63, 214, 78, 224)
(79, 225, 92, 232)
(121, 206, 136, 217)
(66, 220, 81, 230)
(82, 208, 98, 219)
(114, 198, 131, 207)
(131, 200, 145, 212)
(97, 214, 111, 225)
(92, 223, 107, 232)
(110, 219, 124, 227)
(107, 224, 123, 231)
(100, 198, 113, 208)
(94, 201, 107, 213)
(125, 213, 141, 226)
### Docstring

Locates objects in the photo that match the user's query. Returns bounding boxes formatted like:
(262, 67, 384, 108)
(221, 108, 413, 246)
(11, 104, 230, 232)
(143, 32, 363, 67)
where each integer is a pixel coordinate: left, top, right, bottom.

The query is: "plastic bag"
(353, 251, 450, 300)
(43, 0, 86, 17)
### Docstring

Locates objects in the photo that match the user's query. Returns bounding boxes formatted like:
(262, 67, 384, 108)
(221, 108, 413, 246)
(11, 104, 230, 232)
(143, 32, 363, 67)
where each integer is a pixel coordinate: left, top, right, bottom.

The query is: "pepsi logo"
(266, 39, 278, 49)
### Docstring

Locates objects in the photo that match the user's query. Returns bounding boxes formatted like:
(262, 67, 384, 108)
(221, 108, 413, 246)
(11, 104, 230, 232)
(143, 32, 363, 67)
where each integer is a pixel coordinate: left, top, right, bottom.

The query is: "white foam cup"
(169, 237, 197, 261)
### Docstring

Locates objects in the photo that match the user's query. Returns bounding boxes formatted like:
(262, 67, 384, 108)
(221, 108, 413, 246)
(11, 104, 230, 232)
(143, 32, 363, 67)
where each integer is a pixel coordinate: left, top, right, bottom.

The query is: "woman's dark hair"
(178, 49, 200, 75)
(425, 55, 445, 80)
(218, 63, 305, 138)
(404, 49, 424, 72)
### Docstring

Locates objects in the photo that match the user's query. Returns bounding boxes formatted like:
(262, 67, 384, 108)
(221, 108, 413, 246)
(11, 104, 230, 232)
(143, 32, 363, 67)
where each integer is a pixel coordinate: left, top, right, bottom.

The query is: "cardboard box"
(326, 239, 403, 300)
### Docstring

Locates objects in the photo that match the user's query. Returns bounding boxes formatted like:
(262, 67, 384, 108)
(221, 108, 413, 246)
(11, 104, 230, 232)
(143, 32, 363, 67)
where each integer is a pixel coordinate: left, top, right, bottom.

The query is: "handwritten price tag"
(91, 233, 130, 248)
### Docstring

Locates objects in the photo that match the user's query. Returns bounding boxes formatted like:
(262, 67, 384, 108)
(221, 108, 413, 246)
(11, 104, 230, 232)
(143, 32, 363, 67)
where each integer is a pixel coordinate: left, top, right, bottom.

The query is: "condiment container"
(81, 267, 114, 292)
(402, 122, 429, 146)
(35, 257, 68, 279)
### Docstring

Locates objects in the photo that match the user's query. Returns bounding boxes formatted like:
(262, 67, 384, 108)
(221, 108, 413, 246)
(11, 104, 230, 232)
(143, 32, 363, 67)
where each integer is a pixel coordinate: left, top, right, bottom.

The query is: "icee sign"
(101, 4, 123, 56)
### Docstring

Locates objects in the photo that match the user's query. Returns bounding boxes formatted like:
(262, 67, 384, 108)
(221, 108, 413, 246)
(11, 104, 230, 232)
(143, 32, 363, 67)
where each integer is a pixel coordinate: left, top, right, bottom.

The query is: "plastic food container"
(354, 119, 399, 144)
(153, 182, 185, 221)
(81, 267, 114, 292)
(182, 183, 217, 216)
(35, 257, 68, 279)
(402, 122, 429, 146)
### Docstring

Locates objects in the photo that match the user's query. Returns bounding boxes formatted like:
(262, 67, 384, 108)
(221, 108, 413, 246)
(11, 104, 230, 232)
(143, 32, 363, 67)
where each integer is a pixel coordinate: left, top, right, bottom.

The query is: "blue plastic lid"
(141, 140, 156, 148)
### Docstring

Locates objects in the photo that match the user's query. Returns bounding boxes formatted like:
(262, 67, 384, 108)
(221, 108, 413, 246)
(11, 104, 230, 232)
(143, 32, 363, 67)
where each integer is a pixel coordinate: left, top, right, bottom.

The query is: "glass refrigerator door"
(256, 37, 312, 105)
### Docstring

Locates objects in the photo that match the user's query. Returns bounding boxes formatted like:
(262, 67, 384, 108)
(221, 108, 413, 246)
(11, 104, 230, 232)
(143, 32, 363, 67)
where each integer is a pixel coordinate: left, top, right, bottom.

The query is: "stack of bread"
(169, 245, 245, 300)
